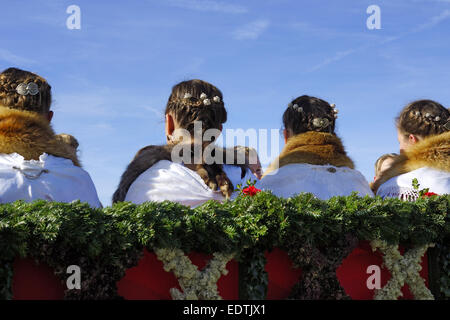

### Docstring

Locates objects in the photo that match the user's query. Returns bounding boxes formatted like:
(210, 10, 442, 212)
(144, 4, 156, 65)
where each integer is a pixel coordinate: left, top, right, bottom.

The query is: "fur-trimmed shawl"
(372, 131, 450, 194)
(0, 106, 80, 166)
(112, 144, 252, 203)
(112, 145, 173, 203)
(263, 131, 355, 177)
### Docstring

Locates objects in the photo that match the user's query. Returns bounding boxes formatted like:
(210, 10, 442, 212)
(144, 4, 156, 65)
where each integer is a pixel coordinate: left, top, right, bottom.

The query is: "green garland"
(0, 192, 448, 300)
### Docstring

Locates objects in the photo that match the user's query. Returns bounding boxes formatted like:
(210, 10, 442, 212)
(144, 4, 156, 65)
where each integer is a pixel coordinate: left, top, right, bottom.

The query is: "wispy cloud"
(308, 49, 357, 72)
(413, 9, 450, 31)
(233, 20, 270, 40)
(0, 48, 35, 66)
(308, 9, 450, 72)
(163, 0, 247, 14)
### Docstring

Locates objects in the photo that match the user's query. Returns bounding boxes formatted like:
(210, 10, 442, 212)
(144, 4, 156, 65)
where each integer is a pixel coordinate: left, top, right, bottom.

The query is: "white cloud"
(164, 0, 247, 14)
(0, 48, 35, 66)
(233, 20, 270, 40)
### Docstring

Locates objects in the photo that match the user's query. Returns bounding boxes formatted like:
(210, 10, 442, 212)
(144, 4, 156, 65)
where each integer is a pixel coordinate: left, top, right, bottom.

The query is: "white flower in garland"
(200, 93, 208, 100)
(154, 247, 234, 300)
(203, 99, 211, 106)
(370, 240, 435, 300)
(213, 96, 221, 103)
(184, 93, 193, 99)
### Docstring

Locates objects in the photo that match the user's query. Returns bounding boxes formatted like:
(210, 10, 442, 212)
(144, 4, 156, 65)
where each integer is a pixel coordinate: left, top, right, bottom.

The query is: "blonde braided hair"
(0, 67, 52, 114)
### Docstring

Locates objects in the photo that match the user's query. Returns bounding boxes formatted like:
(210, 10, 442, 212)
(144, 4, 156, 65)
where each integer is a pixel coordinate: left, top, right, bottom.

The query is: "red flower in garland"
(423, 192, 439, 198)
(242, 185, 261, 197)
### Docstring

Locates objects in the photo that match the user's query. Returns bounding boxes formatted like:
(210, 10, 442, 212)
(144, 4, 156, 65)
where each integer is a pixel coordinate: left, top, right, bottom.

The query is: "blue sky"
(1, 0, 449, 206)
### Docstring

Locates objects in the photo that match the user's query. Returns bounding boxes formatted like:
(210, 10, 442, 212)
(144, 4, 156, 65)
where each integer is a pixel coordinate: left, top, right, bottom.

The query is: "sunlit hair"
(396, 99, 449, 138)
(0, 67, 52, 114)
(374, 153, 398, 177)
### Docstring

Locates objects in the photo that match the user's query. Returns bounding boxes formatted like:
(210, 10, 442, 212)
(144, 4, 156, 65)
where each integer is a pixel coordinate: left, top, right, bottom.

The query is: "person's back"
(373, 100, 450, 200)
(0, 67, 102, 207)
(257, 95, 373, 200)
(113, 79, 257, 207)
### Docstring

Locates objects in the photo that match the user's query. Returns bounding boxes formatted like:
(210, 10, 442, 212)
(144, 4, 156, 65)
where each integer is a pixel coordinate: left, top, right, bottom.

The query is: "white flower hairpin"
(16, 83, 39, 96)
(330, 103, 339, 119)
(182, 92, 221, 106)
(288, 103, 303, 113)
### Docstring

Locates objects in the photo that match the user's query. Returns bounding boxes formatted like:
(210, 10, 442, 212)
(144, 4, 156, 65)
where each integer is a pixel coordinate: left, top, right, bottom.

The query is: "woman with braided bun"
(113, 79, 255, 207)
(0, 67, 102, 207)
(373, 100, 450, 200)
(256, 95, 373, 199)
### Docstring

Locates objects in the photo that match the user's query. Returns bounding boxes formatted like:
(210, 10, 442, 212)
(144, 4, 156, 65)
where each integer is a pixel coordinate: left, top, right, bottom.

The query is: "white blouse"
(125, 160, 256, 207)
(257, 163, 374, 200)
(377, 167, 450, 200)
(0, 153, 102, 208)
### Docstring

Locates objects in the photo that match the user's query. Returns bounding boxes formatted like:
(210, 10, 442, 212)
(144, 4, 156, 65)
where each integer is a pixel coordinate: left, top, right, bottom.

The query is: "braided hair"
(396, 100, 450, 137)
(165, 79, 227, 140)
(0, 67, 52, 114)
(282, 95, 337, 136)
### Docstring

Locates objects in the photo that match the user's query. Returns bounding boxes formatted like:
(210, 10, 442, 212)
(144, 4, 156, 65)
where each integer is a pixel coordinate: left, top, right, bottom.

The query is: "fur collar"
(263, 131, 355, 177)
(0, 106, 80, 166)
(372, 131, 450, 193)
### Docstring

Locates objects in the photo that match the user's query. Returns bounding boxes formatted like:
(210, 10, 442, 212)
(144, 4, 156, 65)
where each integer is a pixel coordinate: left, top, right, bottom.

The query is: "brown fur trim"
(0, 106, 80, 166)
(112, 145, 173, 203)
(372, 131, 450, 193)
(263, 131, 355, 177)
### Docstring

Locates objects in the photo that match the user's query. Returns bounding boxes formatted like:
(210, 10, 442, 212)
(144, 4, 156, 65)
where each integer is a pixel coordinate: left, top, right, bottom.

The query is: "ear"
(283, 129, 289, 144)
(165, 113, 175, 138)
(218, 124, 223, 132)
(46, 111, 54, 122)
(409, 134, 419, 144)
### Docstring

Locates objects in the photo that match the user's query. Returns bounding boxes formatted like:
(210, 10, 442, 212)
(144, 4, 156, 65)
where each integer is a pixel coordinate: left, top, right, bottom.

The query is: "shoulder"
(259, 164, 373, 199)
(378, 167, 450, 198)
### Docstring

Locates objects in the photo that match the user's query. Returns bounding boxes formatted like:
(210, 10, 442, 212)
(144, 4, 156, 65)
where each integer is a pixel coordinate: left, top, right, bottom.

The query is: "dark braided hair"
(282, 95, 337, 136)
(165, 79, 227, 140)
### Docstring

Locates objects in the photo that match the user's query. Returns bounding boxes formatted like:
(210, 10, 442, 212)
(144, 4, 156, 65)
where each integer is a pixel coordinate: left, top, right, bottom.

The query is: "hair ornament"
(213, 96, 221, 103)
(292, 104, 303, 112)
(435, 116, 441, 122)
(203, 98, 211, 106)
(415, 111, 421, 116)
(313, 117, 330, 129)
(425, 113, 431, 118)
(444, 120, 450, 131)
(16, 82, 39, 96)
(333, 108, 339, 119)
(183, 93, 192, 99)
(330, 103, 336, 109)
(200, 93, 208, 100)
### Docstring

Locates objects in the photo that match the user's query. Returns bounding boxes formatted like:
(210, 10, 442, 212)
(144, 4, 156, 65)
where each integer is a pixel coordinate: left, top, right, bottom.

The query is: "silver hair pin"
(313, 117, 330, 128)
(16, 83, 39, 96)
(444, 120, 450, 131)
